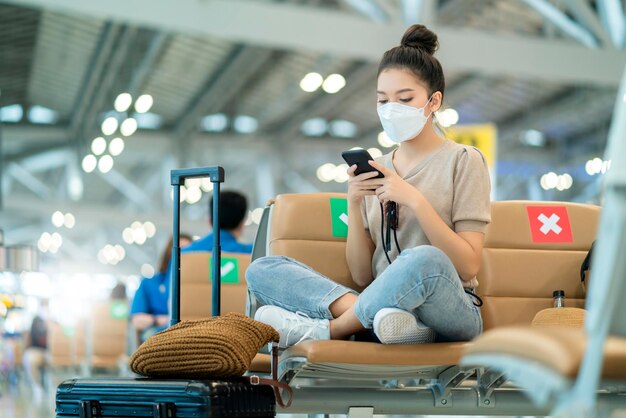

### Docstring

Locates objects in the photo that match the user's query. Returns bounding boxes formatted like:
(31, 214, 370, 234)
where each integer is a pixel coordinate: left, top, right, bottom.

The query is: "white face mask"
(377, 96, 433, 143)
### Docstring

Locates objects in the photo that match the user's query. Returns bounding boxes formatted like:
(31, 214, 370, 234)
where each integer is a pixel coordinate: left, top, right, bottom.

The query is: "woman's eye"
(399, 98, 413, 103)
(377, 99, 388, 105)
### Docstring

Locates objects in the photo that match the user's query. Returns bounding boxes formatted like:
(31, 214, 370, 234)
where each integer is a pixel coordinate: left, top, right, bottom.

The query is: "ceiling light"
(0, 104, 23, 123)
(101, 117, 118, 136)
(64, 213, 75, 229)
(134, 94, 153, 114)
(133, 228, 147, 245)
(521, 129, 546, 147)
(141, 264, 155, 278)
(200, 178, 214, 192)
(81, 155, 97, 173)
(322, 74, 346, 94)
(51, 232, 63, 248)
(185, 186, 202, 204)
(143, 221, 156, 238)
(329, 120, 357, 138)
(300, 72, 324, 93)
(114, 245, 125, 260)
(334, 164, 350, 183)
(367, 148, 383, 159)
(378, 131, 395, 148)
(91, 137, 107, 156)
(109, 137, 125, 156)
(28, 105, 59, 124)
(97, 250, 107, 264)
(316, 163, 336, 183)
(233, 115, 258, 134)
(120, 118, 138, 136)
(200, 114, 228, 132)
(122, 228, 134, 244)
(98, 155, 114, 173)
(51, 211, 64, 228)
(301, 118, 328, 136)
(114, 93, 132, 112)
(544, 172, 559, 189)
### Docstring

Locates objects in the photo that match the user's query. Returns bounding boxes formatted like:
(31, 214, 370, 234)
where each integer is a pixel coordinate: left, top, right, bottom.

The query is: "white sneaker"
(373, 308, 436, 344)
(254, 305, 330, 348)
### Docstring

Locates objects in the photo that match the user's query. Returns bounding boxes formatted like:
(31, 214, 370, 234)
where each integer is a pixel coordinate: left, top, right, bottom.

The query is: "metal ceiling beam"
(7, 162, 51, 198)
(564, 0, 613, 47)
(341, 0, 388, 23)
(522, 0, 599, 48)
(172, 46, 275, 141)
(597, 0, 626, 49)
(6, 0, 626, 85)
(127, 31, 169, 96)
(96, 168, 154, 213)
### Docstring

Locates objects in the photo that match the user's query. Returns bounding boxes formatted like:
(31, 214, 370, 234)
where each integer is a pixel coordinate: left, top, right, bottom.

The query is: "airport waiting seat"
(180, 251, 251, 320)
(48, 320, 85, 368)
(249, 192, 607, 416)
(86, 301, 129, 373)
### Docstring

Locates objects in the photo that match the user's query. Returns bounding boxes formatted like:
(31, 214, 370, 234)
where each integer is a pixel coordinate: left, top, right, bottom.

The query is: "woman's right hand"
(347, 164, 384, 206)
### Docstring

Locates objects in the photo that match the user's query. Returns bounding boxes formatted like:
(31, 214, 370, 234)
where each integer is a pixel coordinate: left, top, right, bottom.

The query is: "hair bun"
(400, 24, 439, 55)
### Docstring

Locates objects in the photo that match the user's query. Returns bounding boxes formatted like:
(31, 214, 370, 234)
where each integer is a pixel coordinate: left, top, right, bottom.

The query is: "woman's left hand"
(368, 160, 422, 211)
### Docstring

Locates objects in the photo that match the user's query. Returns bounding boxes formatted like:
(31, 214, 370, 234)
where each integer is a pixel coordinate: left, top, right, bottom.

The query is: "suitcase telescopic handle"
(170, 167, 225, 326)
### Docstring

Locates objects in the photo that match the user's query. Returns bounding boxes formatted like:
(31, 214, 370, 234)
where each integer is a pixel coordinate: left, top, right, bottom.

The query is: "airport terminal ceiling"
(0, 0, 625, 278)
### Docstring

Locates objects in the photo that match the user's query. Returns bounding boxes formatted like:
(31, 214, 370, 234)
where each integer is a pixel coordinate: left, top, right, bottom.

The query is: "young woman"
(247, 24, 491, 347)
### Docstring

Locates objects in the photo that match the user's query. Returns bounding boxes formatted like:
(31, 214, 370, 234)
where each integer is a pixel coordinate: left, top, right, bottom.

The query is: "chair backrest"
(266, 194, 600, 331)
(48, 321, 80, 367)
(180, 251, 251, 320)
(267, 193, 364, 292)
(88, 301, 128, 368)
(477, 200, 599, 330)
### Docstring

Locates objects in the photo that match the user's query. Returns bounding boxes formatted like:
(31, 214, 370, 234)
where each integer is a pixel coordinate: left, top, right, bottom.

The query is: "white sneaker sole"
(373, 308, 436, 344)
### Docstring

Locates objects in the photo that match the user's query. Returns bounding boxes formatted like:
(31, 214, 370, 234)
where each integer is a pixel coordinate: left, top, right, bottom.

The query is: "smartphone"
(341, 149, 384, 178)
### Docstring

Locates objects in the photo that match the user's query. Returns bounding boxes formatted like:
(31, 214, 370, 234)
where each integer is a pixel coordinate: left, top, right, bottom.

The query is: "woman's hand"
(346, 164, 385, 205)
(367, 160, 422, 210)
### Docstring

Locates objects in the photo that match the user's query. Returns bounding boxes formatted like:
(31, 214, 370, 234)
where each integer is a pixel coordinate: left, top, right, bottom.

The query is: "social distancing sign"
(110, 301, 129, 319)
(526, 206, 573, 243)
(446, 123, 497, 168)
(208, 256, 240, 284)
(330, 198, 349, 238)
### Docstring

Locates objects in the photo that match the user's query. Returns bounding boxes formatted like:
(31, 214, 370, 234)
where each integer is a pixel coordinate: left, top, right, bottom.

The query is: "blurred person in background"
(131, 234, 192, 342)
(22, 300, 48, 403)
(183, 190, 253, 254)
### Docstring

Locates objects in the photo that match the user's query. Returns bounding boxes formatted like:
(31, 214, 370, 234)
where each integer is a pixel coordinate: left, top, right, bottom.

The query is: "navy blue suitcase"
(56, 378, 276, 418)
(55, 167, 277, 417)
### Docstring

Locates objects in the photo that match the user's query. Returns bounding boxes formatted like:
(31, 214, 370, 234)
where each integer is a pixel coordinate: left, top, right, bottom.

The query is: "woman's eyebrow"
(376, 88, 415, 94)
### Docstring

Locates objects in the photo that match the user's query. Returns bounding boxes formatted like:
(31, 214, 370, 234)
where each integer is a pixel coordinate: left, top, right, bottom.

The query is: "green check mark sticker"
(208, 256, 240, 284)
(330, 198, 349, 238)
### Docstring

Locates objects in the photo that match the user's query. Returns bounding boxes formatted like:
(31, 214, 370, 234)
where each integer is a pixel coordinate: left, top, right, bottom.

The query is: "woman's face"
(377, 68, 441, 113)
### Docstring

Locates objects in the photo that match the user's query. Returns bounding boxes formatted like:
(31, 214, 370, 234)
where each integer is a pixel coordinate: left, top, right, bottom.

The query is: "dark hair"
(158, 234, 193, 274)
(209, 190, 248, 231)
(378, 24, 445, 100)
(110, 282, 127, 300)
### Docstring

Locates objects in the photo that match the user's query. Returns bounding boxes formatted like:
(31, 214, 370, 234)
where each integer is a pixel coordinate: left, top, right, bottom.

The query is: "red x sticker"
(526, 206, 573, 243)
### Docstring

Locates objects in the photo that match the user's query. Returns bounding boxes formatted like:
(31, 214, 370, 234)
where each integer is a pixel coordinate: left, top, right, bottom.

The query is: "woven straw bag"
(130, 313, 279, 378)
(532, 307, 586, 328)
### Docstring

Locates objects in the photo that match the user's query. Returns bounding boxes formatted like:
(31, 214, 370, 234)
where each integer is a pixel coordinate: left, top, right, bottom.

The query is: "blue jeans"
(246, 245, 482, 342)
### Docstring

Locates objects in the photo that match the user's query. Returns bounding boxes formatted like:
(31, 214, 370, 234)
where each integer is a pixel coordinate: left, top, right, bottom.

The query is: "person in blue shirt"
(182, 190, 253, 255)
(131, 234, 192, 342)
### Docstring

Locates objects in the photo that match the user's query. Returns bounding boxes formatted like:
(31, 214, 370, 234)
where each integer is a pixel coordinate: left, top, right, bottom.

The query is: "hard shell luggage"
(55, 167, 277, 417)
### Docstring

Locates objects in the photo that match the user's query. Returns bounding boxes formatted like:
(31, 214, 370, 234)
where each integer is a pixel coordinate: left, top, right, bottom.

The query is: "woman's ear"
(430, 91, 443, 113)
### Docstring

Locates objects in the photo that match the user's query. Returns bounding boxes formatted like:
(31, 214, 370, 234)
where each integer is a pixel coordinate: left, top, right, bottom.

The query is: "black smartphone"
(341, 149, 384, 178)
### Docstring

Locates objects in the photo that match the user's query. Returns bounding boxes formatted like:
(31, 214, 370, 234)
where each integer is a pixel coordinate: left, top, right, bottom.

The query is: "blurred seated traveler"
(131, 234, 192, 342)
(22, 303, 48, 403)
(183, 190, 253, 254)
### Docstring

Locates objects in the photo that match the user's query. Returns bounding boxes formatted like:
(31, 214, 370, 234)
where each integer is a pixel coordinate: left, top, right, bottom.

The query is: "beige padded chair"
(48, 320, 85, 368)
(250, 193, 605, 416)
(180, 251, 251, 320)
(87, 301, 128, 371)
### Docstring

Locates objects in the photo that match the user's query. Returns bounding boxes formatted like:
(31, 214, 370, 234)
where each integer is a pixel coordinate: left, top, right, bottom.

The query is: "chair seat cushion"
(464, 326, 626, 379)
(282, 340, 470, 366)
